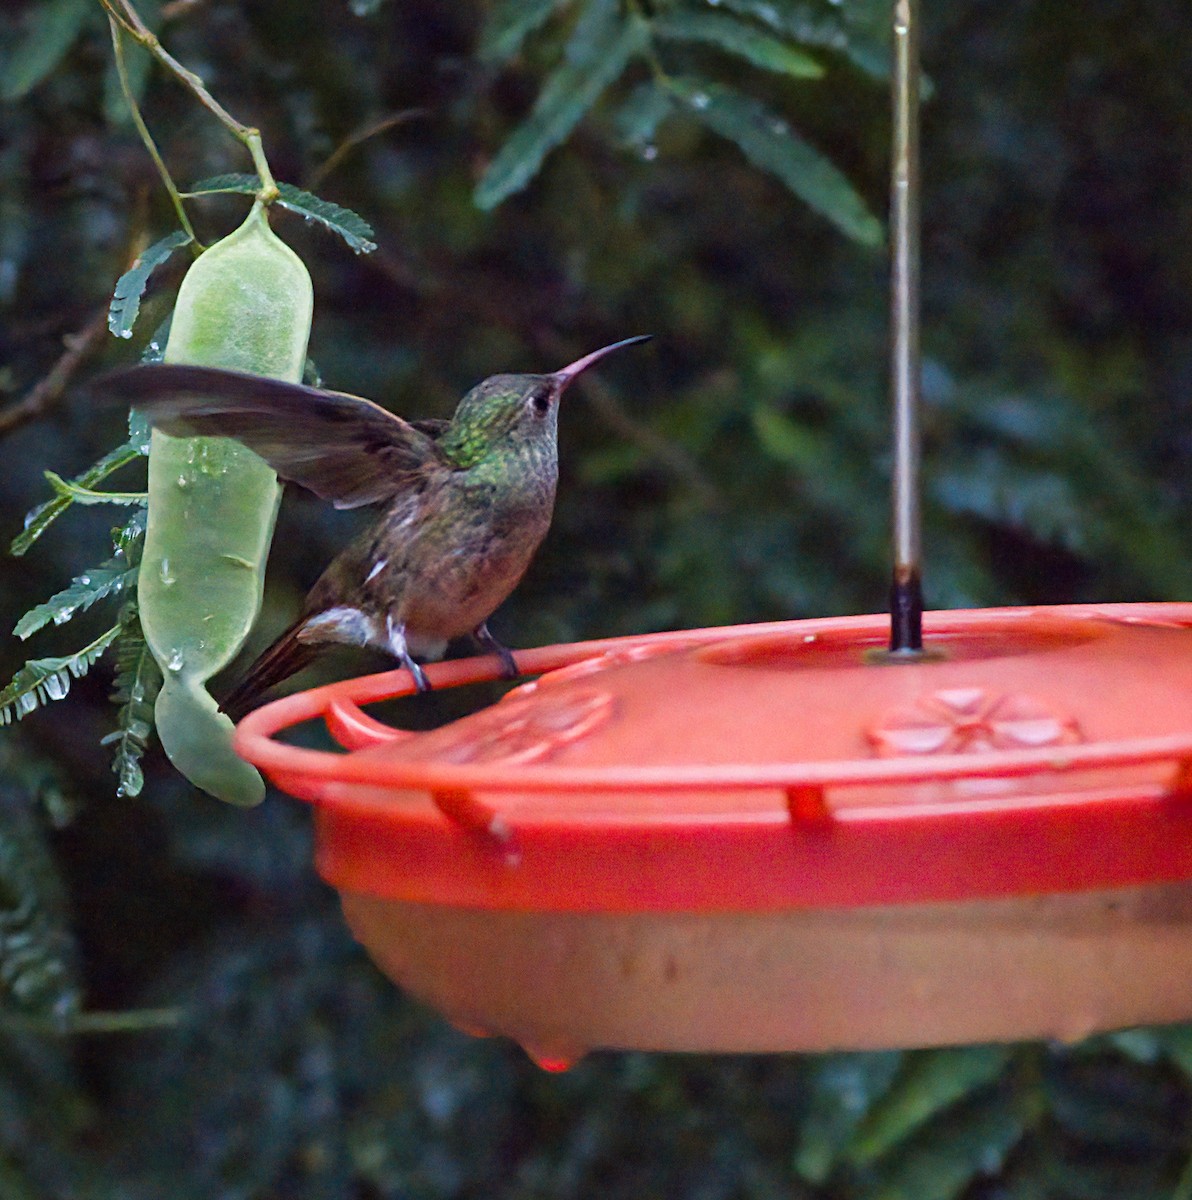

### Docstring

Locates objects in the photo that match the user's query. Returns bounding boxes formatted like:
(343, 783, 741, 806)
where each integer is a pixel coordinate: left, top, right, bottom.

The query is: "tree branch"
(98, 0, 279, 202)
(0, 310, 110, 439)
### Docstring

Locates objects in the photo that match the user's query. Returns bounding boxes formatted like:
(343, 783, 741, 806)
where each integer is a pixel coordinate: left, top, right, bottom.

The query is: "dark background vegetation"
(3, 0, 1192, 1195)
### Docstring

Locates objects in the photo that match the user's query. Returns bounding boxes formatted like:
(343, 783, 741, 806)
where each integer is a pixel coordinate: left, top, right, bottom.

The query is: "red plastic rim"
(235, 603, 1192, 912)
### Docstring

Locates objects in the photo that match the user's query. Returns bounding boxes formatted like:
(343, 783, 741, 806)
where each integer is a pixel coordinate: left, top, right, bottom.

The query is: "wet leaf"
(673, 77, 882, 246)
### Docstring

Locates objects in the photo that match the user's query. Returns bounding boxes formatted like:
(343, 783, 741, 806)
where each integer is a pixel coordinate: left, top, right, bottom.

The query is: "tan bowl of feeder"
(237, 603, 1192, 1063)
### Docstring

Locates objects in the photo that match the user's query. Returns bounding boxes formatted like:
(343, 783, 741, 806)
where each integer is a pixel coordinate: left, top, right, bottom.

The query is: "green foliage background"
(2, 0, 1192, 1195)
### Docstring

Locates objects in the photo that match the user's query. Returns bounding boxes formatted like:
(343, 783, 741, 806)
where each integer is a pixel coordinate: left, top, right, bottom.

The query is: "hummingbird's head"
(441, 335, 651, 467)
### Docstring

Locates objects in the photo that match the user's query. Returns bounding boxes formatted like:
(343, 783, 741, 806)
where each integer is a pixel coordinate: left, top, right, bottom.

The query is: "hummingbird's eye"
(528, 388, 552, 416)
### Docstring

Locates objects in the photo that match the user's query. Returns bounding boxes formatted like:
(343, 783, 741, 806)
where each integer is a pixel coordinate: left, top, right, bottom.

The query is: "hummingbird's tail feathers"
(220, 618, 320, 723)
(94, 363, 451, 509)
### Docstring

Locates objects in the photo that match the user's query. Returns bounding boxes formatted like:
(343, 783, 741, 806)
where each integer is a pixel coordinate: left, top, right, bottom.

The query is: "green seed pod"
(139, 203, 313, 805)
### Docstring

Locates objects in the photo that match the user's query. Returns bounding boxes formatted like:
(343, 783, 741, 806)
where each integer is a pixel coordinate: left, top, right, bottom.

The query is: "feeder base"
(342, 881, 1192, 1058)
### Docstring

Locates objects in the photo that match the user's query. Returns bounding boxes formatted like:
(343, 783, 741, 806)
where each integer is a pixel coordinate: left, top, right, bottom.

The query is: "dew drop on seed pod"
(166, 651, 184, 672)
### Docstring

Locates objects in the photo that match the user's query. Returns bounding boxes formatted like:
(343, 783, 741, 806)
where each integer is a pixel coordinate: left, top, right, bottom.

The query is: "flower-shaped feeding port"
(237, 602, 1192, 1064)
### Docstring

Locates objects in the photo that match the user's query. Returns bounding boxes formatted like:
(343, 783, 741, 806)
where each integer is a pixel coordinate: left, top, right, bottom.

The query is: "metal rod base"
(888, 568, 923, 654)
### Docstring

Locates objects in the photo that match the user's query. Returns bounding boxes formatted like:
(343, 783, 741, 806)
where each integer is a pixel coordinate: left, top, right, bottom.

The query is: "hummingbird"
(104, 335, 651, 719)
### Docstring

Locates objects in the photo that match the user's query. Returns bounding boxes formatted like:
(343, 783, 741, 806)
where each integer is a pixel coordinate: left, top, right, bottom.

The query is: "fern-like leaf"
(14, 510, 145, 641)
(108, 229, 193, 340)
(614, 80, 676, 150)
(794, 1052, 905, 1184)
(0, 0, 94, 102)
(101, 606, 161, 799)
(652, 11, 824, 78)
(673, 77, 882, 246)
(932, 451, 1090, 554)
(0, 625, 122, 727)
(846, 1046, 1014, 1166)
(42, 472, 147, 508)
(0, 788, 80, 1023)
(13, 563, 137, 642)
(715, 0, 888, 79)
(475, 0, 648, 209)
(12, 424, 148, 557)
(187, 175, 378, 254)
(275, 182, 378, 253)
(477, 0, 568, 62)
(139, 317, 171, 368)
(863, 1090, 1025, 1200)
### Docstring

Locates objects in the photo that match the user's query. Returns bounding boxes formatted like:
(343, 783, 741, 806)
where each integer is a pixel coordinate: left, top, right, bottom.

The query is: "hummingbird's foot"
(473, 622, 519, 681)
(387, 616, 433, 693)
(408, 658, 431, 693)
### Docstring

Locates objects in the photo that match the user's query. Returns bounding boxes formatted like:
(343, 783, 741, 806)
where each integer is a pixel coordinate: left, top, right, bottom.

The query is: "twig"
(1, 193, 152, 439)
(0, 310, 109, 438)
(0, 1005, 183, 1036)
(98, 0, 279, 202)
(160, 0, 205, 19)
(107, 15, 199, 248)
(305, 109, 429, 192)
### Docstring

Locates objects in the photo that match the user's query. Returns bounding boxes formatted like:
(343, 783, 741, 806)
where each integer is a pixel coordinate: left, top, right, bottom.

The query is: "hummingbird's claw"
(387, 616, 433, 692)
(410, 660, 432, 693)
(473, 622, 519, 681)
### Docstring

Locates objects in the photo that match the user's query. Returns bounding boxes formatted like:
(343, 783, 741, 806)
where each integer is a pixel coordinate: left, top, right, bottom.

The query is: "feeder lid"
(236, 603, 1192, 911)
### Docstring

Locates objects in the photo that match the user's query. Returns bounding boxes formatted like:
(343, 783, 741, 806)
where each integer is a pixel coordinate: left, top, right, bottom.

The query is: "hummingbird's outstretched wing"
(97, 364, 453, 509)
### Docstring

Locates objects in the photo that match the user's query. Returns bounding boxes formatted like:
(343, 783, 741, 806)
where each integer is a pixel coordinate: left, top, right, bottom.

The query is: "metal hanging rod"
(888, 0, 924, 654)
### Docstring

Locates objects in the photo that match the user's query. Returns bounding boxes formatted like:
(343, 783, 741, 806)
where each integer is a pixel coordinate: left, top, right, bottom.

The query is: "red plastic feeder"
(237, 602, 1192, 1061)
(236, 0, 1192, 1063)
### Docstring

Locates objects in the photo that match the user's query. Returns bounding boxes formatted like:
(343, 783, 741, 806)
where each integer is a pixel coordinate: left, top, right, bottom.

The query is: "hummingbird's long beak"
(553, 334, 652, 389)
